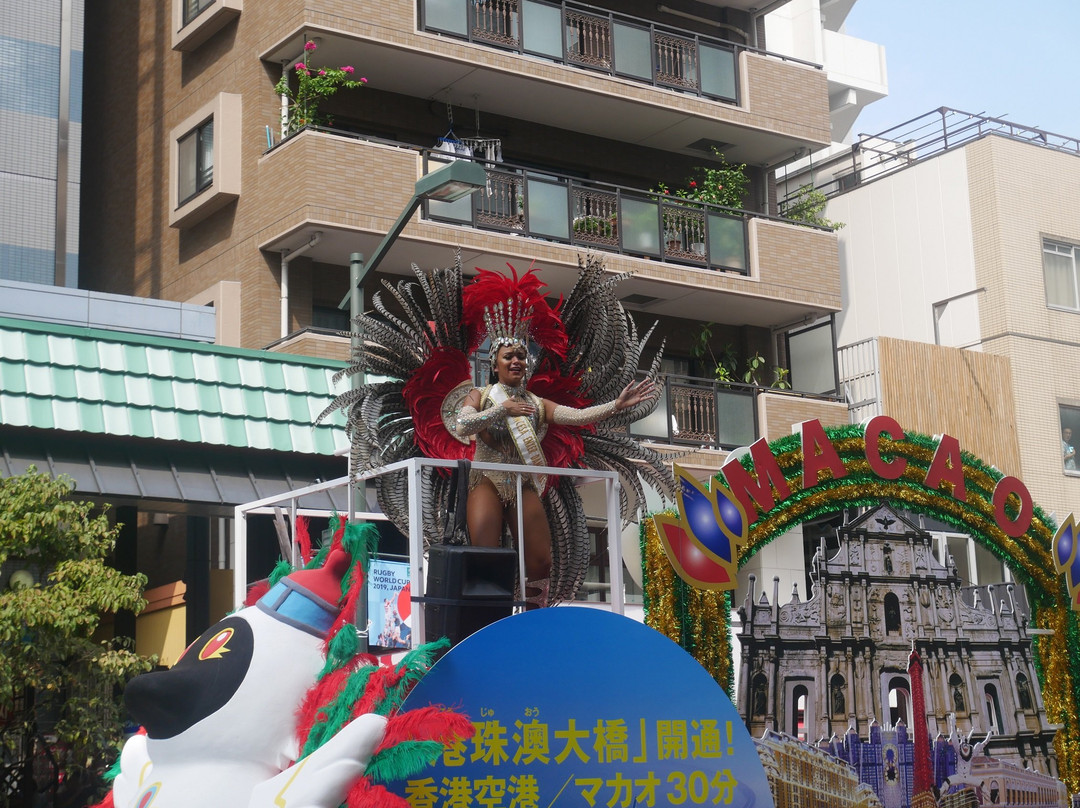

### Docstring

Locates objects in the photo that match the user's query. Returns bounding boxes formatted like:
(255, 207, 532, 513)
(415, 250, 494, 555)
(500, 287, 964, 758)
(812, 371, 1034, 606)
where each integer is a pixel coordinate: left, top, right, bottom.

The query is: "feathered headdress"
(462, 264, 567, 364)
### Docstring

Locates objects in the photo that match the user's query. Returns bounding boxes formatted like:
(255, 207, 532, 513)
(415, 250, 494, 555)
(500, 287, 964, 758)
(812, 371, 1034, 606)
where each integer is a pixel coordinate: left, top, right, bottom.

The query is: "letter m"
(720, 437, 791, 519)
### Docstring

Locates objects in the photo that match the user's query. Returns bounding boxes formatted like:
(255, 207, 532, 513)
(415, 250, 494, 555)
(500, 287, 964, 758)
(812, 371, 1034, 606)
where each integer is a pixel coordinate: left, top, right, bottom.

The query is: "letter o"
(993, 475, 1034, 538)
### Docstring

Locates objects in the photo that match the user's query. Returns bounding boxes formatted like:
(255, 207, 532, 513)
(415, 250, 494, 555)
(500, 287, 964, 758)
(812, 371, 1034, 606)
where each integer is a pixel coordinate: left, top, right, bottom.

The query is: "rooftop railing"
(780, 107, 1080, 208)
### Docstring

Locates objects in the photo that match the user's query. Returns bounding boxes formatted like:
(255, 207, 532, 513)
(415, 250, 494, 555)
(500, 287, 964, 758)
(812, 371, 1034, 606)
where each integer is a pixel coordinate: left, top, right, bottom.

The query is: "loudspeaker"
(424, 545, 518, 645)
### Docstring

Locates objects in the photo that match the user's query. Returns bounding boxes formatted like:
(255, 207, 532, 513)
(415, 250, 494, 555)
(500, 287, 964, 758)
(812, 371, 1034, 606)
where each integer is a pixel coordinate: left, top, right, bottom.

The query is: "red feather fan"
(402, 346, 474, 462)
(528, 364, 591, 477)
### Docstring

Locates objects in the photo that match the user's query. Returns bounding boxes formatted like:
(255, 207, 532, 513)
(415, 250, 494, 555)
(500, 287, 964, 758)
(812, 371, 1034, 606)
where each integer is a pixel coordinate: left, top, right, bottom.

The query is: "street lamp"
(337, 159, 489, 321)
(338, 158, 487, 649)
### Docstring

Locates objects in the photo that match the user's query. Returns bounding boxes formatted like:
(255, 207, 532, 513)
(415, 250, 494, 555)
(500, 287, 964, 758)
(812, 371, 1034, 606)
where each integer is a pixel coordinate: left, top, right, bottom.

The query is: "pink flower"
(341, 65, 354, 73)
(304, 41, 317, 51)
(318, 69, 326, 76)
(360, 77, 368, 83)
(295, 62, 306, 70)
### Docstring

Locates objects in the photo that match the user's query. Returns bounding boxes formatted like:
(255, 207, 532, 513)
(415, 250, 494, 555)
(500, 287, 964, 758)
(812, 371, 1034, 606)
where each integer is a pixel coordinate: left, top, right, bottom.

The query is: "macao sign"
(653, 415, 1079, 608)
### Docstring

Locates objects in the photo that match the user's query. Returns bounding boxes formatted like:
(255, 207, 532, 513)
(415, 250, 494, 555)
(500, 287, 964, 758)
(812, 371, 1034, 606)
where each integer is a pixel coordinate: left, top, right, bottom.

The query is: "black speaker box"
(424, 545, 518, 645)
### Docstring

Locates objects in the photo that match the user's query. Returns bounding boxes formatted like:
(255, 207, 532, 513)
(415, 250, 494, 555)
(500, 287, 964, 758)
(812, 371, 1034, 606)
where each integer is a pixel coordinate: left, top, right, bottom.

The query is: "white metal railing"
(234, 457, 624, 646)
(836, 337, 882, 424)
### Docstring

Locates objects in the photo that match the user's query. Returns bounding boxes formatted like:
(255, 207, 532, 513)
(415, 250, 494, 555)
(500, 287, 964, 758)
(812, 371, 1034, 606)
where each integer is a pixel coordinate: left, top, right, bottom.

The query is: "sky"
(841, 0, 1080, 142)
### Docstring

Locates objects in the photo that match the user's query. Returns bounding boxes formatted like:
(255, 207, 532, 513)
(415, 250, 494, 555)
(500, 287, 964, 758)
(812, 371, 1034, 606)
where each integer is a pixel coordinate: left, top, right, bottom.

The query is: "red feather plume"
(376, 705, 476, 751)
(402, 346, 474, 462)
(461, 265, 567, 359)
(529, 364, 591, 476)
(243, 579, 271, 607)
(295, 515, 312, 564)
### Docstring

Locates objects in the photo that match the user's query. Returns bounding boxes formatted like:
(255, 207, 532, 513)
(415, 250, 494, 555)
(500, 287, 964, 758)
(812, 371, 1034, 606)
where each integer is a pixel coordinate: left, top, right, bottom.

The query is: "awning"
(0, 428, 349, 514)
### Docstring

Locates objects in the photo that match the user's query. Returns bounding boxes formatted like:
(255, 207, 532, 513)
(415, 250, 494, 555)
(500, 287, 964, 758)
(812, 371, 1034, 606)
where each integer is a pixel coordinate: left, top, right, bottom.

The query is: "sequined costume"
(462, 385, 548, 505)
(321, 254, 676, 604)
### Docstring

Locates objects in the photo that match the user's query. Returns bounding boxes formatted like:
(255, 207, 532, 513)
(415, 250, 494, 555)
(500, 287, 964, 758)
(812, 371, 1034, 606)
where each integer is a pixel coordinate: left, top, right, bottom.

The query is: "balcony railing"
(631, 374, 759, 450)
(419, 0, 740, 103)
(639, 376, 844, 450)
(423, 151, 753, 274)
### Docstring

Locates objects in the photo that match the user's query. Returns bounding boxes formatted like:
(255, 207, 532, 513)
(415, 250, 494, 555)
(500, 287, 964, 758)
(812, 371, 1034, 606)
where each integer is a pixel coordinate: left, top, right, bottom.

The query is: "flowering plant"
(274, 41, 367, 135)
(653, 151, 749, 211)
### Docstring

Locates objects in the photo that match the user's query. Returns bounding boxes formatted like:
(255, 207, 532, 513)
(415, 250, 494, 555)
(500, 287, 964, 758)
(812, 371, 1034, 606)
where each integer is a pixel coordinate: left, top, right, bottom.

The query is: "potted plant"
(690, 323, 790, 389)
(573, 214, 617, 240)
(274, 41, 368, 136)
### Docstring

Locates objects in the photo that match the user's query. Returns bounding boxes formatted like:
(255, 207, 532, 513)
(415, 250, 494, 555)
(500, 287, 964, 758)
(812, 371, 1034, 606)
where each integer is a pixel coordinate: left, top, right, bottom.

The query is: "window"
(789, 683, 808, 741)
(311, 306, 350, 332)
(183, 0, 215, 26)
(178, 118, 213, 206)
(1061, 405, 1079, 474)
(785, 316, 837, 395)
(984, 683, 1003, 733)
(933, 531, 1013, 587)
(1043, 238, 1080, 312)
(169, 94, 241, 228)
(172, 0, 241, 51)
(886, 675, 911, 728)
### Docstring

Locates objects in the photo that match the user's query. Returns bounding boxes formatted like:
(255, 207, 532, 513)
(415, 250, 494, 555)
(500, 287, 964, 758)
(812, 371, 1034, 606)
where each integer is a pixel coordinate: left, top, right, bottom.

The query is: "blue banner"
(389, 607, 773, 807)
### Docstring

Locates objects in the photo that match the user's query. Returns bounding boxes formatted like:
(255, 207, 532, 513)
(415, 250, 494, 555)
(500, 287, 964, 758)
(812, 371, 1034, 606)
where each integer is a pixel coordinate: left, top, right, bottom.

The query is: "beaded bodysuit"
(469, 384, 548, 505)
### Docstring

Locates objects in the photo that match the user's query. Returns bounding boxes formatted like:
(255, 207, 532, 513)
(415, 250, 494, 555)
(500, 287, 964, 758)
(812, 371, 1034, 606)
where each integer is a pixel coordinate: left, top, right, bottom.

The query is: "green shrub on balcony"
(274, 41, 368, 135)
(654, 152, 749, 212)
(573, 214, 617, 239)
(781, 184, 845, 229)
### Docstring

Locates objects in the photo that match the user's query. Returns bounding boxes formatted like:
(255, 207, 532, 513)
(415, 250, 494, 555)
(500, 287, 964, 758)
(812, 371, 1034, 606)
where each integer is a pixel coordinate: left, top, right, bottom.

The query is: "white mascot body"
(109, 549, 387, 808)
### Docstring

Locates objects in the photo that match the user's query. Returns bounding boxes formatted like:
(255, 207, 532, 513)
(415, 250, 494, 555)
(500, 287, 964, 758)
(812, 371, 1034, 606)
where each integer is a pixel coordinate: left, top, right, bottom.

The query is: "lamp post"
(338, 158, 487, 649)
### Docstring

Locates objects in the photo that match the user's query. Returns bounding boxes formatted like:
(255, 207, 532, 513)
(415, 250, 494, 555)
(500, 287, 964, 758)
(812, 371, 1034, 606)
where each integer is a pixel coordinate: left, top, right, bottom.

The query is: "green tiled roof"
(0, 317, 349, 455)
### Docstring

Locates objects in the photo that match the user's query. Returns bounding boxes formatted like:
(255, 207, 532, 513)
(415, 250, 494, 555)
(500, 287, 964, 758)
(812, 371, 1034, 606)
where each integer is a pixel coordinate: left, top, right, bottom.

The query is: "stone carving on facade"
(735, 504, 1059, 781)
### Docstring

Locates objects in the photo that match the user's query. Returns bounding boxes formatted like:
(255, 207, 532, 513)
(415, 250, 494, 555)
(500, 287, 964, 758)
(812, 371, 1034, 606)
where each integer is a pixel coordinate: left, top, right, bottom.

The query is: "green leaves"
(782, 184, 845, 230)
(0, 467, 153, 794)
(273, 41, 368, 135)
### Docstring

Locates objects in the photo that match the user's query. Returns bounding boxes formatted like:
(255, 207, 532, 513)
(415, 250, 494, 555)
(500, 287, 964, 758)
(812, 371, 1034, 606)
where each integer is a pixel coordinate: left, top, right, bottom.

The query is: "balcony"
(422, 0, 741, 103)
(423, 151, 759, 274)
(256, 132, 840, 330)
(633, 375, 847, 451)
(260, 0, 831, 166)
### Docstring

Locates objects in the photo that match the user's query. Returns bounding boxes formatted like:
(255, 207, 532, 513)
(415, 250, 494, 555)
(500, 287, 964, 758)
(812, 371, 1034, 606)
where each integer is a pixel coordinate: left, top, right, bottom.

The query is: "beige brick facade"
(81, 0, 845, 460)
(964, 137, 1080, 519)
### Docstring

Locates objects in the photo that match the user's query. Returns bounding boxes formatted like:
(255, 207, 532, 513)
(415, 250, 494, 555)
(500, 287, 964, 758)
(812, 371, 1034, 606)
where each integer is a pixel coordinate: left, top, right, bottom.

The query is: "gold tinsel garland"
(641, 425, 1079, 792)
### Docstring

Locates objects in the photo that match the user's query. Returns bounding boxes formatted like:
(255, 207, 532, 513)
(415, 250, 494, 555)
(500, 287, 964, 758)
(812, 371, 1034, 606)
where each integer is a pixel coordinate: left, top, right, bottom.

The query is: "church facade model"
(735, 505, 1060, 790)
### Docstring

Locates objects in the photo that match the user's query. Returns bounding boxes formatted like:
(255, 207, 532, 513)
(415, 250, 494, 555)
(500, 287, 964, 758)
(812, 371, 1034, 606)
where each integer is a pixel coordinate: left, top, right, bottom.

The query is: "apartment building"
(804, 109, 1080, 539)
(78, 0, 853, 483)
